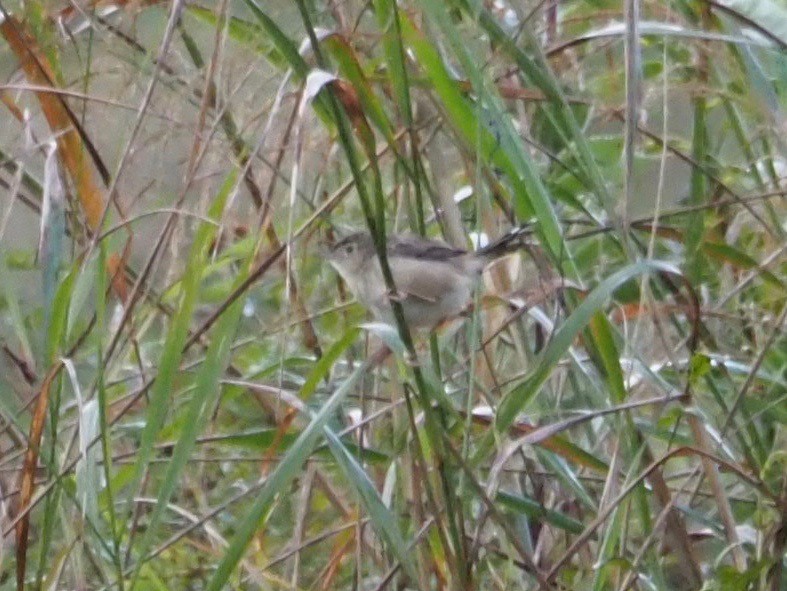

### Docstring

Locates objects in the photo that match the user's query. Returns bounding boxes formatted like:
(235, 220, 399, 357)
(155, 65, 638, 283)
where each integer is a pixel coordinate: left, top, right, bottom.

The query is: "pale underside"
(350, 254, 478, 328)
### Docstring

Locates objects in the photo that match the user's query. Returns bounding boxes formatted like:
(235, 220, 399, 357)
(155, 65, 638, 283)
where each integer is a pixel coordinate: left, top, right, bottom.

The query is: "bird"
(325, 226, 533, 329)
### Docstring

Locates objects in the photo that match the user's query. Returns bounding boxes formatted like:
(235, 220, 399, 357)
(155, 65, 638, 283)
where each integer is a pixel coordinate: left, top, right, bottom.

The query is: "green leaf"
(235, 0, 309, 79)
(324, 429, 418, 581)
(496, 260, 681, 431)
(205, 329, 362, 591)
(497, 490, 584, 534)
(126, 170, 239, 531)
(186, 6, 286, 67)
(129, 263, 249, 588)
(587, 312, 627, 403)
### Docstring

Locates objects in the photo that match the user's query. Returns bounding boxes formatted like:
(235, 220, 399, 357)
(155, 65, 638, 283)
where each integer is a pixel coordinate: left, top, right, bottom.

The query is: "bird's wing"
(388, 234, 466, 262)
(387, 256, 466, 303)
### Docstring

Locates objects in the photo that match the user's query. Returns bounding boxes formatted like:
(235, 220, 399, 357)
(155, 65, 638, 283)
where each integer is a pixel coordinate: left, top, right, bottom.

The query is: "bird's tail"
(476, 222, 537, 260)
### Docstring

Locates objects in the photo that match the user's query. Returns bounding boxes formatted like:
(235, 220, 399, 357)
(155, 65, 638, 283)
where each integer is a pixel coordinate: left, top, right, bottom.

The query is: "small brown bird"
(325, 227, 532, 329)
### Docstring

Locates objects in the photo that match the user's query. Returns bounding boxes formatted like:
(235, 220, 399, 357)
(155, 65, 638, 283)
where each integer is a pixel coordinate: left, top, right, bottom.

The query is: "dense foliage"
(0, 0, 785, 589)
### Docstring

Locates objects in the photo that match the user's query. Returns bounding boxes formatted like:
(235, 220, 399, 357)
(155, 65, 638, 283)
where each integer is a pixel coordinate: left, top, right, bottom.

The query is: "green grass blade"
(128, 272, 249, 589)
(496, 260, 681, 431)
(205, 328, 364, 591)
(400, 10, 566, 259)
(496, 490, 584, 534)
(324, 428, 419, 581)
(126, 171, 239, 518)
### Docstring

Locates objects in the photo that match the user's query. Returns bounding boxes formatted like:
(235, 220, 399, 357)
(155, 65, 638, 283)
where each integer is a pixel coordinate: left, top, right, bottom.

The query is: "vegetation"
(0, 0, 784, 589)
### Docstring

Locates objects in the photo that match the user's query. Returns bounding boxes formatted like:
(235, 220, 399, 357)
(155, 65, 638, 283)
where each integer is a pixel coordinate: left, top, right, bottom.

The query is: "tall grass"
(0, 0, 785, 589)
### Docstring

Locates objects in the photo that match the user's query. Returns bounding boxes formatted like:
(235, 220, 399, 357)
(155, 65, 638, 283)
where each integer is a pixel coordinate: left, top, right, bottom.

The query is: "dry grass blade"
(14, 361, 63, 591)
(0, 16, 107, 227)
(0, 14, 131, 301)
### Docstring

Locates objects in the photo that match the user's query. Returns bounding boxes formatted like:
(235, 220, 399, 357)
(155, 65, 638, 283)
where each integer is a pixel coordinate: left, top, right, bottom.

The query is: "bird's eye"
(345, 244, 354, 254)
